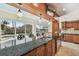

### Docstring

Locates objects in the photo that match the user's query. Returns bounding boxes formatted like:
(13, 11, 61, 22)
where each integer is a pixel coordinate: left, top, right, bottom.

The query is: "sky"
(5, 20, 25, 27)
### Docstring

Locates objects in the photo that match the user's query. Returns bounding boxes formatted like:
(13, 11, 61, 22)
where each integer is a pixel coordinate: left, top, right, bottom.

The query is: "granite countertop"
(0, 37, 52, 56)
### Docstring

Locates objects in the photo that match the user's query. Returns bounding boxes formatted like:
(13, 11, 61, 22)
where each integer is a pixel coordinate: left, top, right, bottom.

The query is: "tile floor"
(56, 41, 79, 56)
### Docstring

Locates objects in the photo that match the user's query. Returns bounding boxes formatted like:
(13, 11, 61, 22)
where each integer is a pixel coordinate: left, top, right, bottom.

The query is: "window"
(15, 21, 26, 45)
(0, 20, 15, 49)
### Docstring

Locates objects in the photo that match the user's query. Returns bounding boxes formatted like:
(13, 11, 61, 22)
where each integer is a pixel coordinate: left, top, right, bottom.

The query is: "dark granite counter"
(0, 37, 52, 56)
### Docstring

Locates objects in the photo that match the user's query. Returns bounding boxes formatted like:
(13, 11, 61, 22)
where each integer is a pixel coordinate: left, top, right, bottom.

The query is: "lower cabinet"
(45, 40, 52, 56)
(64, 34, 73, 42)
(52, 39, 57, 55)
(36, 44, 45, 56)
(73, 35, 79, 43)
(23, 40, 56, 56)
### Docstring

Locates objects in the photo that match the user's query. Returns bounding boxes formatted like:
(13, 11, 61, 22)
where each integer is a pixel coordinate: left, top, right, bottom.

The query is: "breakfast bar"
(0, 37, 57, 56)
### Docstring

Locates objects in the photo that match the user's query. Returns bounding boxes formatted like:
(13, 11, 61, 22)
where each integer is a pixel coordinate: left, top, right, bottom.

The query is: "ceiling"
(4, 3, 79, 22)
(47, 3, 79, 16)
(8, 3, 79, 17)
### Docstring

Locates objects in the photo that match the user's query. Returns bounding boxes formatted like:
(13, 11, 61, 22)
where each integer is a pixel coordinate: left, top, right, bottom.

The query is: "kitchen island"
(0, 37, 57, 56)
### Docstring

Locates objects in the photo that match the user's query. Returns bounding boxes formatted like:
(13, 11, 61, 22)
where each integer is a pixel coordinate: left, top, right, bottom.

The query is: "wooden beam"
(7, 3, 56, 22)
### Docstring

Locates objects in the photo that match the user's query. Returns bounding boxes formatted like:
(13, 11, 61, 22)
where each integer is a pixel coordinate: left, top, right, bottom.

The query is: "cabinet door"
(66, 22, 73, 29)
(46, 40, 52, 56)
(36, 44, 45, 56)
(51, 39, 56, 55)
(73, 35, 79, 43)
(73, 22, 77, 30)
(64, 34, 73, 42)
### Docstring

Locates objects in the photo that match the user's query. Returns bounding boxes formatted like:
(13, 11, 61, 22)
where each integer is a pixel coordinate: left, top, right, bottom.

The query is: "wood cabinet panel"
(73, 35, 79, 43)
(64, 34, 79, 43)
(66, 22, 73, 29)
(74, 23, 77, 30)
(36, 44, 45, 56)
(63, 21, 79, 30)
(45, 40, 52, 56)
(23, 39, 57, 56)
(63, 21, 79, 43)
(64, 34, 74, 42)
(51, 40, 56, 55)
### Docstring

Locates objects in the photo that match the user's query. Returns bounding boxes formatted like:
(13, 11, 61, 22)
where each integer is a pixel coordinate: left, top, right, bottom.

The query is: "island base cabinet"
(36, 45, 45, 56)
(22, 40, 57, 56)
(45, 40, 52, 56)
(52, 39, 57, 55)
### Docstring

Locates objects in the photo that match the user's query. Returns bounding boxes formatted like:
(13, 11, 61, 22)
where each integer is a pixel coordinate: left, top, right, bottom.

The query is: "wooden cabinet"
(24, 44, 45, 56)
(73, 23, 77, 30)
(66, 22, 73, 29)
(23, 39, 57, 56)
(73, 35, 79, 43)
(64, 34, 79, 43)
(63, 21, 79, 43)
(36, 44, 45, 56)
(45, 40, 52, 56)
(52, 39, 56, 55)
(64, 34, 74, 42)
(63, 21, 79, 30)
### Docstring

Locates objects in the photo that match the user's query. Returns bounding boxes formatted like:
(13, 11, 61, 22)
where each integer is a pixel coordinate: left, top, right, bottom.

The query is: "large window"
(15, 21, 26, 45)
(0, 19, 32, 49)
(0, 20, 15, 49)
(1, 20, 15, 38)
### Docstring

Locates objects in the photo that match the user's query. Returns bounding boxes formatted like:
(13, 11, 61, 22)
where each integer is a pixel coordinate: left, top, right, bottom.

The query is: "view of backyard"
(0, 19, 32, 49)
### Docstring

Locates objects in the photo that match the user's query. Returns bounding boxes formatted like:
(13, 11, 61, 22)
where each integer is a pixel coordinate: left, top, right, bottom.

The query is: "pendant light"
(38, 14, 42, 23)
(17, 9, 23, 17)
(17, 3, 23, 18)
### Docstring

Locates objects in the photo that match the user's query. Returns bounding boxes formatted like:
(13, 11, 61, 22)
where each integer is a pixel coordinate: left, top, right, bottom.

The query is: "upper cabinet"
(63, 21, 79, 30)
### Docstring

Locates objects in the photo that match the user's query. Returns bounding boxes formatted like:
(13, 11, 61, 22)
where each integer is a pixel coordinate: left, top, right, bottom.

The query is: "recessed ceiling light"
(32, 3, 38, 7)
(62, 8, 66, 11)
